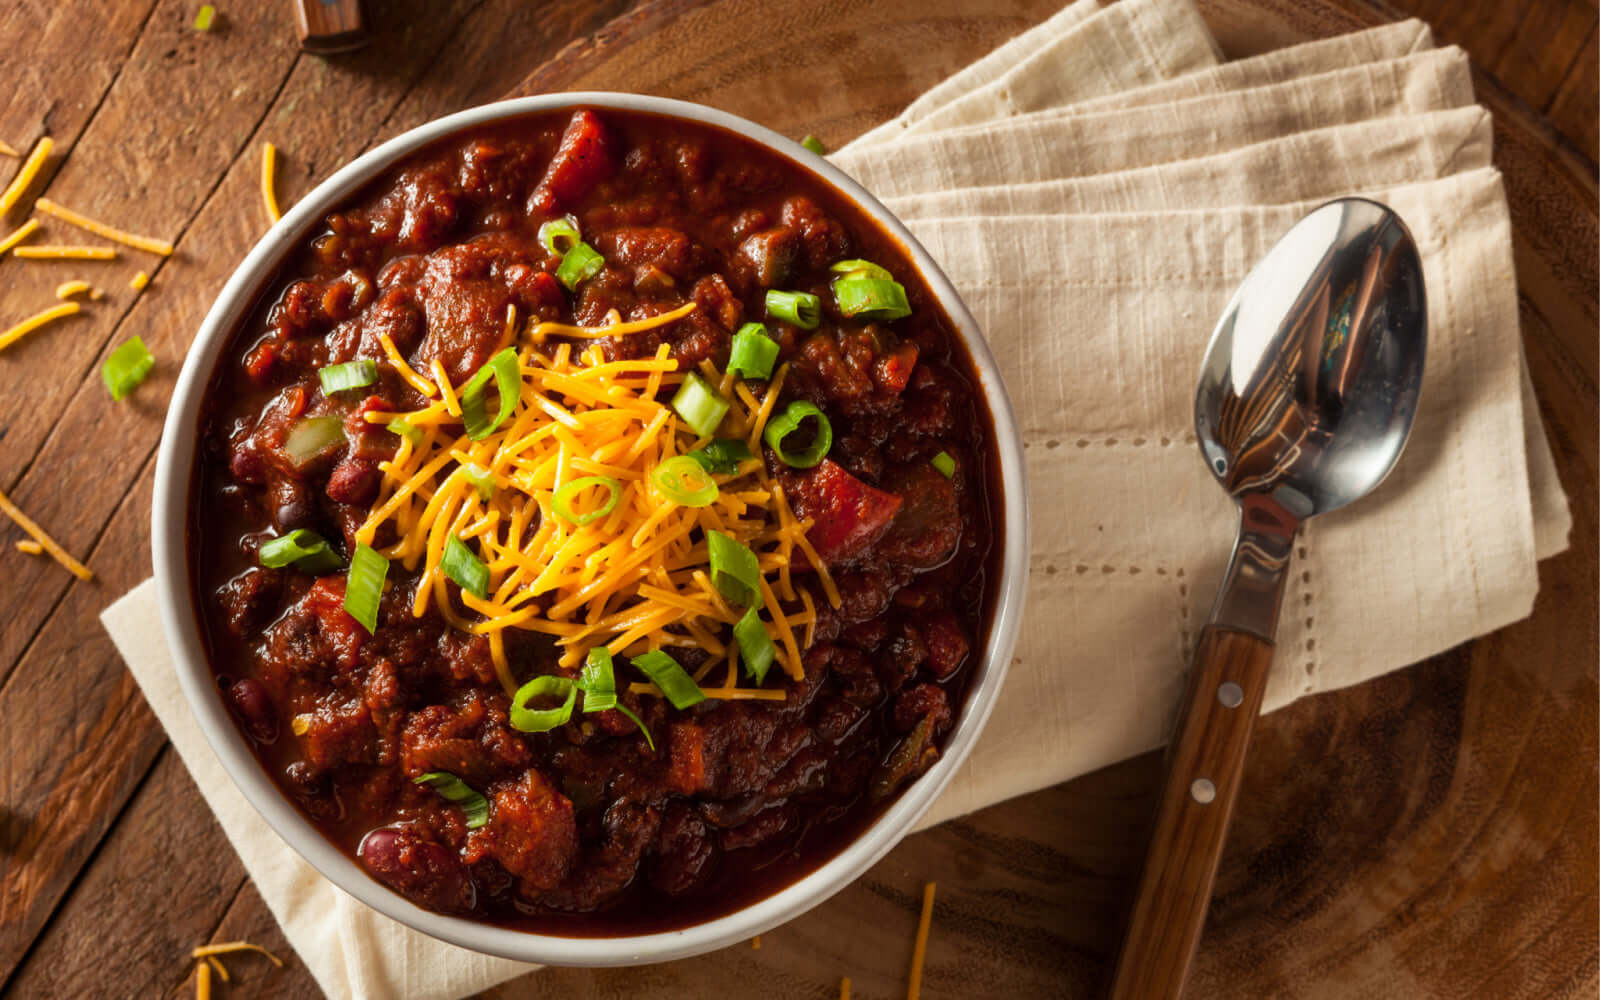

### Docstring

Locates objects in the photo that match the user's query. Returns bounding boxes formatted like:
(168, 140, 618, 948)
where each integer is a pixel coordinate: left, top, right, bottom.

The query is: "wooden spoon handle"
(1106, 624, 1275, 1000)
(293, 0, 370, 53)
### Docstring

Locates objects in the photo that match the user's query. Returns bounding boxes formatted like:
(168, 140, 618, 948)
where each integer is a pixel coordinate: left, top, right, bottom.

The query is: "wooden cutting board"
(0, 1, 1589, 997)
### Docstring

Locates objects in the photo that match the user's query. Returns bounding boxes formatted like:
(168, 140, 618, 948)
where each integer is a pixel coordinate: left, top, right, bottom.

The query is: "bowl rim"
(151, 91, 1030, 966)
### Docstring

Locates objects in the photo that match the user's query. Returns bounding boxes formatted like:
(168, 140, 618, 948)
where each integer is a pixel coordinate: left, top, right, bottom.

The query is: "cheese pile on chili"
(355, 304, 840, 704)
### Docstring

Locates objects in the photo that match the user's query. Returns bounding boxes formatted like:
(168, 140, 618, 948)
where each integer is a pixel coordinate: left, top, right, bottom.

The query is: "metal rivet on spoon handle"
(1106, 198, 1427, 1000)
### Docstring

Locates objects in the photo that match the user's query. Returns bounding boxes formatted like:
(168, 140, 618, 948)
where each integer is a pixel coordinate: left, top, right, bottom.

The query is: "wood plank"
(0, 0, 643, 988)
(167, 879, 319, 1000)
(1388, 0, 1597, 120)
(1547, 30, 1599, 162)
(3, 749, 250, 998)
(0, 0, 302, 685)
(0, 1, 160, 171)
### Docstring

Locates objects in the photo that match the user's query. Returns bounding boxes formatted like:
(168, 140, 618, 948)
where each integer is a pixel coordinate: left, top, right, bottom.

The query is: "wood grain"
(0, 0, 1591, 997)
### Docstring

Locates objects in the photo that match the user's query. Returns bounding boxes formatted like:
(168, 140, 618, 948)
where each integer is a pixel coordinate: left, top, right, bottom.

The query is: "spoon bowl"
(1196, 197, 1427, 519)
(1109, 198, 1427, 1000)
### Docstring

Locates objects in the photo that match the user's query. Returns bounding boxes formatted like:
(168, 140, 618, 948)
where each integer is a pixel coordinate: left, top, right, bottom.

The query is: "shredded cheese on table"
(0, 302, 81, 353)
(0, 139, 18, 157)
(55, 280, 93, 300)
(16, 539, 43, 554)
(34, 197, 175, 255)
(261, 142, 282, 223)
(840, 977, 852, 1000)
(0, 136, 53, 215)
(0, 219, 39, 254)
(131, 270, 150, 290)
(360, 305, 831, 701)
(191, 941, 284, 965)
(905, 882, 937, 1000)
(14, 245, 116, 260)
(0, 484, 92, 579)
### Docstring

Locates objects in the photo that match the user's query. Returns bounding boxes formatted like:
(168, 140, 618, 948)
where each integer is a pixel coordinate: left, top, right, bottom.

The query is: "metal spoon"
(1107, 197, 1427, 1000)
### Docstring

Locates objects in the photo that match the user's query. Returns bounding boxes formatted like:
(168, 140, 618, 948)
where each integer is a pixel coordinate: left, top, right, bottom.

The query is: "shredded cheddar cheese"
(841, 978, 852, 1000)
(0, 136, 52, 215)
(196, 961, 210, 1000)
(0, 484, 92, 579)
(190, 941, 284, 966)
(0, 139, 18, 157)
(261, 142, 282, 223)
(55, 280, 93, 299)
(906, 882, 937, 1000)
(0, 219, 39, 255)
(16, 539, 43, 554)
(14, 245, 116, 260)
(360, 305, 830, 701)
(0, 302, 81, 353)
(131, 270, 149, 290)
(34, 197, 175, 255)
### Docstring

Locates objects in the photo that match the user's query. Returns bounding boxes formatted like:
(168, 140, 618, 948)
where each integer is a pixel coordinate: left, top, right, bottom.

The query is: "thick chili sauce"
(189, 108, 1002, 935)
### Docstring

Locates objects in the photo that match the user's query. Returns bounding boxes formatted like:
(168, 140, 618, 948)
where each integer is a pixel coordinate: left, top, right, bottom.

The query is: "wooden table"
(0, 1, 1592, 996)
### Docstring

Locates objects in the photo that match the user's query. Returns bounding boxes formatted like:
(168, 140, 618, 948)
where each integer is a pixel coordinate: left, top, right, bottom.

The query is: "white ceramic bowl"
(152, 93, 1029, 966)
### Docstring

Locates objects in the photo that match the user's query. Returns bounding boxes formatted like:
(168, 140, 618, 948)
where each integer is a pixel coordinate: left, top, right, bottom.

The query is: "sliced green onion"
(556, 241, 605, 290)
(259, 529, 342, 573)
(613, 704, 655, 751)
(762, 400, 833, 469)
(459, 347, 519, 440)
(463, 462, 496, 501)
(931, 450, 956, 478)
(441, 536, 488, 599)
(509, 675, 577, 733)
(553, 475, 622, 525)
(577, 648, 655, 748)
(687, 438, 752, 475)
(670, 372, 730, 437)
(318, 360, 378, 395)
(800, 135, 826, 155)
(102, 336, 154, 401)
(538, 215, 581, 256)
(833, 277, 911, 321)
(630, 650, 706, 710)
(765, 289, 821, 330)
(283, 415, 345, 465)
(708, 530, 762, 609)
(413, 772, 489, 829)
(829, 259, 893, 280)
(578, 647, 617, 713)
(194, 4, 216, 31)
(344, 543, 388, 634)
(734, 608, 777, 685)
(388, 417, 423, 445)
(651, 455, 718, 507)
(727, 323, 780, 380)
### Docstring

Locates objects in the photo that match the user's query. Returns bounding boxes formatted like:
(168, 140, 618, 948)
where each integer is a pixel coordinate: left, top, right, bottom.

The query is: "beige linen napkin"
(98, 1, 1570, 996)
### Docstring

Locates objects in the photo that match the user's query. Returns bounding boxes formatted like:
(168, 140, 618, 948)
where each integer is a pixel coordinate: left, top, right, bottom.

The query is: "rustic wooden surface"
(0, 0, 1591, 997)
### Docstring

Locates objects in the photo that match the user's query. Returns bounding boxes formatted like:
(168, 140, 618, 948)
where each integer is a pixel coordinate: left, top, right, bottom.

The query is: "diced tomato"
(532, 110, 616, 211)
(787, 459, 902, 566)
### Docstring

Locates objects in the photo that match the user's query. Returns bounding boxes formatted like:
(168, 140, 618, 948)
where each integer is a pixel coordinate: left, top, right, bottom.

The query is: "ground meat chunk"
(261, 578, 366, 683)
(922, 612, 971, 679)
(466, 770, 579, 893)
(649, 801, 717, 896)
(893, 683, 953, 737)
(877, 462, 960, 568)
(400, 691, 531, 784)
(734, 226, 800, 288)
